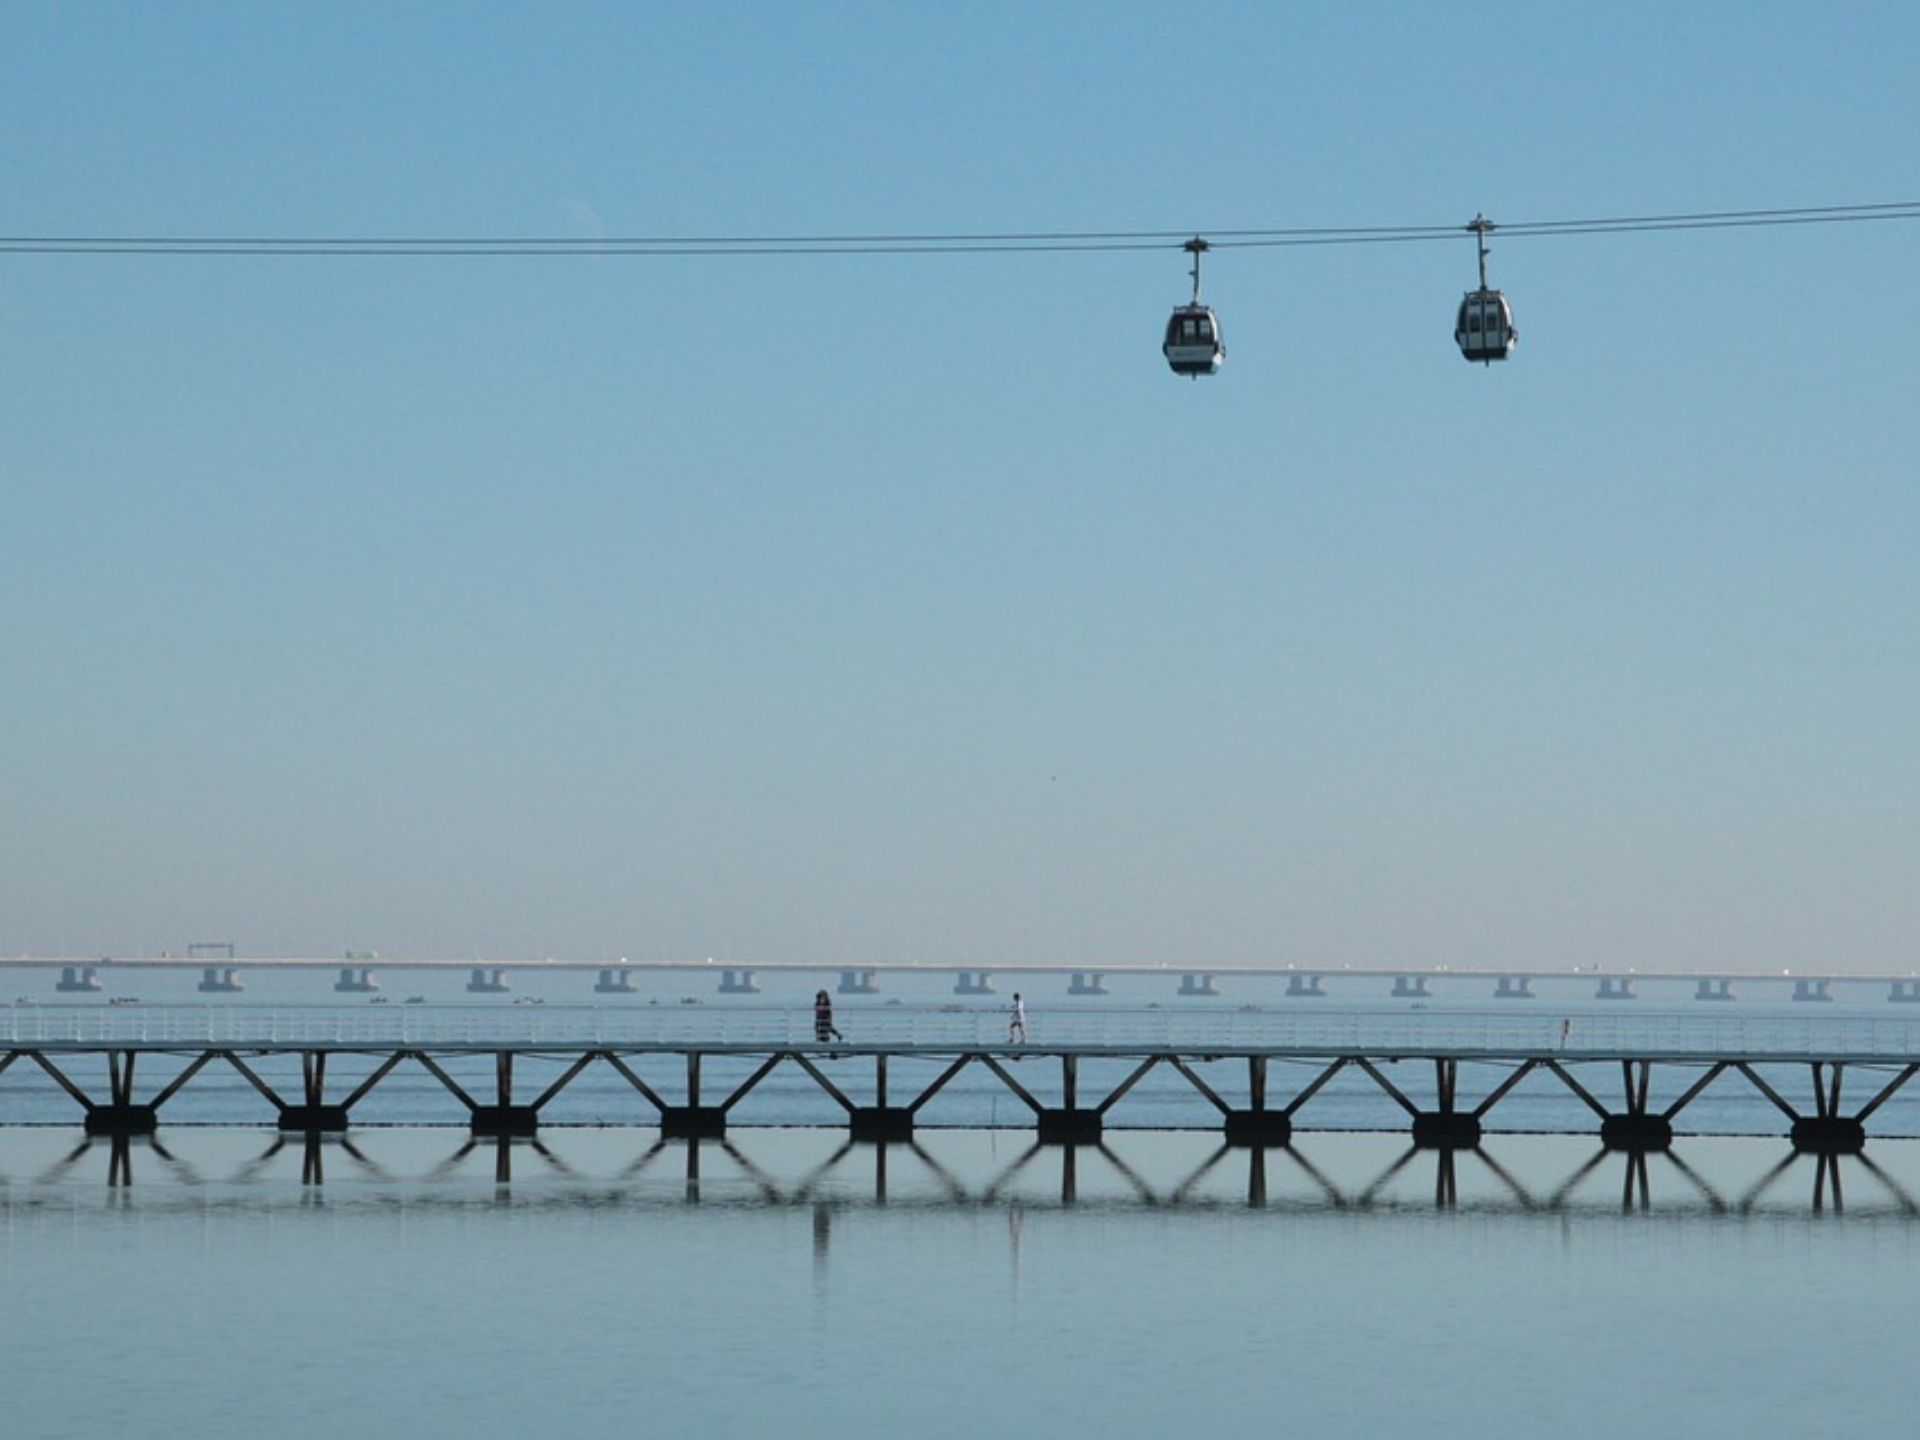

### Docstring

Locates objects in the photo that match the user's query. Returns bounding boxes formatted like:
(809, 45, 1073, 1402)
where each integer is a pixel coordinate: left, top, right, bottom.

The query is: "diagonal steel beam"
(1472, 1059, 1539, 1120)
(1094, 1056, 1162, 1116)
(221, 1052, 290, 1113)
(1284, 1057, 1350, 1117)
(787, 1052, 854, 1112)
(531, 1051, 602, 1112)
(906, 1054, 974, 1115)
(1734, 1062, 1803, 1123)
(977, 1055, 1045, 1115)
(28, 1052, 97, 1113)
(1353, 1058, 1421, 1119)
(1853, 1063, 1919, 1124)
(1542, 1060, 1610, 1122)
(601, 1053, 670, 1112)
(341, 1052, 408, 1111)
(1662, 1062, 1728, 1122)
(148, 1052, 219, 1111)
(409, 1052, 478, 1112)
(720, 1053, 787, 1114)
(1166, 1056, 1232, 1115)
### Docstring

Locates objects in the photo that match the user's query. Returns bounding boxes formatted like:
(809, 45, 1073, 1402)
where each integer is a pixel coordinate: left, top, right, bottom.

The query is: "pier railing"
(9, 1001, 1920, 1061)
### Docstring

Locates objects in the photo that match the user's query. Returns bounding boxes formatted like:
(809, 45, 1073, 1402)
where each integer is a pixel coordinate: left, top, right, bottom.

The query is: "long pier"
(4, 1003, 1918, 1155)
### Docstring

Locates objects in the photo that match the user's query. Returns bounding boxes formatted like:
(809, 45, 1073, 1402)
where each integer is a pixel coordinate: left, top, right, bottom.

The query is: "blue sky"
(3, 3, 1916, 968)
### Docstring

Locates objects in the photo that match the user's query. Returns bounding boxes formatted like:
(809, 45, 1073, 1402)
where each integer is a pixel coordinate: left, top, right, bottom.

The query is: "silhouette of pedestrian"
(1008, 992, 1027, 1044)
(814, 989, 843, 1043)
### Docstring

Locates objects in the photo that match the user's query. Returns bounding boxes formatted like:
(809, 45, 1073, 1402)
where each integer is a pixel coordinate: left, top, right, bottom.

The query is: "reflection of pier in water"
(13, 1130, 1920, 1219)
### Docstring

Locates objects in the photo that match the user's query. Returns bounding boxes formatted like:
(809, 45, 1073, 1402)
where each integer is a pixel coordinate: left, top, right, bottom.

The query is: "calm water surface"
(1, 1127, 1910, 1439)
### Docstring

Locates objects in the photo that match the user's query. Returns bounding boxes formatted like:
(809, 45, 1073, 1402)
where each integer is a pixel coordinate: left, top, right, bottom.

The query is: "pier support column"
(1694, 978, 1735, 1001)
(1225, 1057, 1293, 1146)
(279, 1052, 351, 1132)
(1600, 1061, 1673, 1150)
(471, 1052, 539, 1136)
(1411, 1059, 1481, 1149)
(594, 967, 637, 994)
(953, 970, 995, 995)
(334, 966, 379, 993)
(659, 1053, 727, 1137)
(1391, 975, 1432, 999)
(1494, 975, 1534, 999)
(837, 969, 879, 995)
(848, 1054, 914, 1140)
(57, 965, 103, 993)
(1793, 1062, 1864, 1152)
(466, 967, 510, 994)
(1286, 974, 1327, 998)
(1068, 971, 1108, 996)
(1178, 973, 1218, 997)
(83, 1051, 158, 1135)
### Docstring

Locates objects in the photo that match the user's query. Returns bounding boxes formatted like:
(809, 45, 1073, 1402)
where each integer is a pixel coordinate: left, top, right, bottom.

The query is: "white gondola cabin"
(1164, 237, 1224, 377)
(1164, 303, 1224, 376)
(1455, 288, 1516, 363)
(1455, 214, 1517, 365)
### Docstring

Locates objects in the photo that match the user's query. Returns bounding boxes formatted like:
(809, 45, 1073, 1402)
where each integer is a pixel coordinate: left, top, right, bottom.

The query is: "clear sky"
(3, 3, 1916, 969)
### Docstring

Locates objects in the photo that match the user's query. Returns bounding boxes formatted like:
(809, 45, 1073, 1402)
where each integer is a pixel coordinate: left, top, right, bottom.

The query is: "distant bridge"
(6, 955, 1919, 1006)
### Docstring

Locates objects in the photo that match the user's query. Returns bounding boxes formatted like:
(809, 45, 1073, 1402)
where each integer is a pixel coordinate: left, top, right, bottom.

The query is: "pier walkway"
(4, 1002, 1917, 1154)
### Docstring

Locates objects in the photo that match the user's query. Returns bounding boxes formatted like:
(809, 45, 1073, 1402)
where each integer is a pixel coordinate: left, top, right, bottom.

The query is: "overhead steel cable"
(2, 201, 1917, 256)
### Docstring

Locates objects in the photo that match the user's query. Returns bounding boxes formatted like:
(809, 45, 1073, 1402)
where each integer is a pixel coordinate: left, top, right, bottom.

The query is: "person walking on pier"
(814, 989, 843, 1043)
(1008, 992, 1027, 1045)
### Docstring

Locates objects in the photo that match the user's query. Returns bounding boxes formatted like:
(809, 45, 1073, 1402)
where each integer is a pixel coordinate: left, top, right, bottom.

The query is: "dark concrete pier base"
(1411, 1112, 1483, 1149)
(85, 1105, 158, 1136)
(1791, 1116, 1866, 1154)
(1036, 1109, 1103, 1145)
(1601, 1113, 1674, 1151)
(1224, 1110, 1294, 1147)
(471, 1105, 540, 1137)
(849, 1107, 915, 1142)
(279, 1105, 351, 1133)
(660, 1106, 728, 1139)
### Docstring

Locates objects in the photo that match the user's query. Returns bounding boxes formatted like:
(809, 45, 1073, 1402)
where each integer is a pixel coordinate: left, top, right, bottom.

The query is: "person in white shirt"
(1008, 992, 1027, 1044)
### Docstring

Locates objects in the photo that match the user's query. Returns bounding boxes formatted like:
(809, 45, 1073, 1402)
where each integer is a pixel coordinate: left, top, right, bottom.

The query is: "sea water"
(2, 1125, 1915, 1440)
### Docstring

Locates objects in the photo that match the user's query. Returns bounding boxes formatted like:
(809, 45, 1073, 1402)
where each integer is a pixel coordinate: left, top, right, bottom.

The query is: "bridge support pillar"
(850, 1107, 915, 1142)
(1411, 1112, 1482, 1149)
(1791, 1117, 1866, 1154)
(1036, 1109, 1103, 1145)
(1600, 1113, 1674, 1151)
(1391, 975, 1431, 999)
(953, 970, 995, 995)
(1178, 973, 1217, 997)
(1224, 1109, 1293, 1147)
(335, 966, 379, 993)
(1694, 978, 1735, 1001)
(594, 968, 637, 994)
(1068, 971, 1108, 996)
(660, 1106, 728, 1138)
(57, 965, 103, 993)
(1494, 975, 1534, 999)
(1286, 974, 1327, 998)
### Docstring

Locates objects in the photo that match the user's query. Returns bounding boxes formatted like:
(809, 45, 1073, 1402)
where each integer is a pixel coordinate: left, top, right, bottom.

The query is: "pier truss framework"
(3, 1040, 1915, 1157)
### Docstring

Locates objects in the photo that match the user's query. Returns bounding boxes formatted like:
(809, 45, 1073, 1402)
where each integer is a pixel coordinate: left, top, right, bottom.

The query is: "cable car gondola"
(1164, 237, 1224, 377)
(1454, 214, 1517, 364)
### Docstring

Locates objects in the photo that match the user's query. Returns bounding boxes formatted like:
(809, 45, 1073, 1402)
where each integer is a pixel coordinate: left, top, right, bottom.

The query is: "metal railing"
(7, 1001, 1920, 1060)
